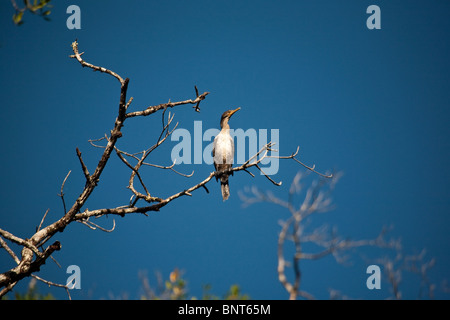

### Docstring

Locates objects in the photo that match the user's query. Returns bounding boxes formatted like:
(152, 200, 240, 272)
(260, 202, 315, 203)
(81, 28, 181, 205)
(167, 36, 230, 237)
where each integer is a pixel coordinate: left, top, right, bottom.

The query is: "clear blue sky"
(1, 0, 449, 299)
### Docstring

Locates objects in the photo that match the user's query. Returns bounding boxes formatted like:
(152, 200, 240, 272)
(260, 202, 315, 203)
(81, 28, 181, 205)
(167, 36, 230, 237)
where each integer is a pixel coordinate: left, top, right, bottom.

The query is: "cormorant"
(213, 107, 240, 201)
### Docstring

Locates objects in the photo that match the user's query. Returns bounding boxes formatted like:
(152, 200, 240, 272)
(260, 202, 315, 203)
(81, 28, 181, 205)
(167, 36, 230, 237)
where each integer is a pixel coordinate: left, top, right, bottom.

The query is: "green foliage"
(140, 268, 250, 300)
(223, 284, 250, 300)
(201, 283, 250, 300)
(11, 0, 52, 25)
(12, 11, 24, 25)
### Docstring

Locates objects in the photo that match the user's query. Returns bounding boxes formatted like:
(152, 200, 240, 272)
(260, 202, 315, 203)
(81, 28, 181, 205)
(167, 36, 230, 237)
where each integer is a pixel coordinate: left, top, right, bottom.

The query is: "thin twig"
(69, 40, 124, 84)
(76, 148, 91, 182)
(32, 275, 72, 300)
(58, 170, 71, 214)
(0, 236, 20, 264)
(36, 208, 50, 232)
(88, 136, 108, 148)
(292, 157, 333, 179)
(255, 164, 282, 186)
(79, 218, 116, 232)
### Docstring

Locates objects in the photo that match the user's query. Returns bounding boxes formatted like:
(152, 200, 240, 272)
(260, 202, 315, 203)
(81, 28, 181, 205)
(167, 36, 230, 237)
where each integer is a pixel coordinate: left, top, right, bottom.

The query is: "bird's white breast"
(213, 131, 234, 164)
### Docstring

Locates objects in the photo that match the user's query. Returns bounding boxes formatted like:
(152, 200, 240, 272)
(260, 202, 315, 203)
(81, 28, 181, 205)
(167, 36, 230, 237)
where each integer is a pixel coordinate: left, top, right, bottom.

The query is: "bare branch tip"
(292, 146, 300, 157)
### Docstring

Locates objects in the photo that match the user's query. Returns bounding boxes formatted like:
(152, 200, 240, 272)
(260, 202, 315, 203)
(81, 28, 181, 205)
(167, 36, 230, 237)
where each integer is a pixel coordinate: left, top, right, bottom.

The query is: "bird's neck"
(220, 118, 230, 131)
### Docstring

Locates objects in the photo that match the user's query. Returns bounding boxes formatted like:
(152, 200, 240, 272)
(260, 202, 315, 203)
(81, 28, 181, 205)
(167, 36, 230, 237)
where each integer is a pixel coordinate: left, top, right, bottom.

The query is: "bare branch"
(124, 96, 134, 111)
(0, 228, 42, 258)
(125, 90, 209, 119)
(76, 148, 91, 182)
(36, 208, 50, 232)
(69, 40, 124, 84)
(141, 159, 195, 178)
(0, 241, 61, 291)
(32, 275, 72, 300)
(0, 236, 20, 264)
(88, 136, 108, 148)
(193, 85, 202, 112)
(241, 172, 399, 300)
(115, 149, 152, 200)
(255, 164, 282, 186)
(277, 217, 298, 300)
(78, 218, 116, 233)
(266, 145, 332, 178)
(292, 157, 333, 179)
(58, 170, 71, 215)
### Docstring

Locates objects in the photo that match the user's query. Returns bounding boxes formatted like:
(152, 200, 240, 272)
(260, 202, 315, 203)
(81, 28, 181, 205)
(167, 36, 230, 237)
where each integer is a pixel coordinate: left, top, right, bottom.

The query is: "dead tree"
(0, 40, 330, 298)
(240, 171, 447, 300)
(239, 172, 402, 300)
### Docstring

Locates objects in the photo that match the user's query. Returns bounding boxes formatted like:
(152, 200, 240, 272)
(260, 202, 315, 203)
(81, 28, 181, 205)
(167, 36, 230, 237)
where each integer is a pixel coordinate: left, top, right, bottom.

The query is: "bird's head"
(220, 107, 241, 128)
(220, 107, 240, 128)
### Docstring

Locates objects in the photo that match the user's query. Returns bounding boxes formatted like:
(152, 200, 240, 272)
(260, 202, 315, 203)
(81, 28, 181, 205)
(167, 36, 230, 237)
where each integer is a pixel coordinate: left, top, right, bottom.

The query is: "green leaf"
(42, 10, 51, 16)
(12, 11, 24, 25)
(32, 4, 44, 11)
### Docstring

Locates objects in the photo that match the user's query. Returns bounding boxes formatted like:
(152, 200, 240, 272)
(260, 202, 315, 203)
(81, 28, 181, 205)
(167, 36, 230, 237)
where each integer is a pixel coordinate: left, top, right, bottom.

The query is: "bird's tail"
(220, 175, 230, 201)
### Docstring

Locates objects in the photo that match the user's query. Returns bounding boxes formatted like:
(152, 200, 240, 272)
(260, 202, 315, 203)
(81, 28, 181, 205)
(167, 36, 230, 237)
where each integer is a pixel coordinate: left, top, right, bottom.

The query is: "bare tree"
(0, 41, 329, 299)
(240, 172, 446, 300)
(372, 247, 438, 300)
(240, 172, 395, 299)
(240, 173, 348, 299)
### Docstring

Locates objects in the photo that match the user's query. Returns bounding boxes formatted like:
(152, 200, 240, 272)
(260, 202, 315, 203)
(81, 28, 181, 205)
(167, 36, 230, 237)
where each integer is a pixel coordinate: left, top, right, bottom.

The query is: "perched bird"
(213, 107, 240, 201)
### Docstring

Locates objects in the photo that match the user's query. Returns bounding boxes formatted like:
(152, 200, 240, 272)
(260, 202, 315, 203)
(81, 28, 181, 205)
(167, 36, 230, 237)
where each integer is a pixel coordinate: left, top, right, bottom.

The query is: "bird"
(213, 107, 240, 201)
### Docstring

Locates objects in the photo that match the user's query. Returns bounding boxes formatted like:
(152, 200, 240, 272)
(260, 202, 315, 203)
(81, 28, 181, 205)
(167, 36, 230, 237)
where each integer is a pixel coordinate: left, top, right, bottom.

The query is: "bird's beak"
(229, 107, 240, 117)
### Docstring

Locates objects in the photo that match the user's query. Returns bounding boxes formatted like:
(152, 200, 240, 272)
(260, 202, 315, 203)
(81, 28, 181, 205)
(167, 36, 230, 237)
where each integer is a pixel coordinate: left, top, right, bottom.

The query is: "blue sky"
(1, 0, 449, 299)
